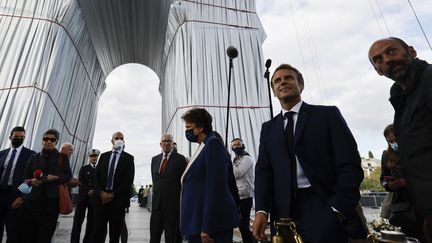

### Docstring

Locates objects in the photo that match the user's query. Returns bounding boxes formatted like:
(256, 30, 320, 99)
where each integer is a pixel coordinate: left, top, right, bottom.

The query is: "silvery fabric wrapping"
(0, 0, 105, 173)
(162, 0, 268, 159)
(0, 0, 268, 175)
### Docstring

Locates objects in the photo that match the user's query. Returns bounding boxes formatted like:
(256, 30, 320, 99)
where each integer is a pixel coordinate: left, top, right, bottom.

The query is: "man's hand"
(200, 232, 214, 243)
(252, 212, 268, 241)
(69, 178, 81, 187)
(100, 191, 114, 204)
(11, 197, 24, 209)
(88, 189, 94, 197)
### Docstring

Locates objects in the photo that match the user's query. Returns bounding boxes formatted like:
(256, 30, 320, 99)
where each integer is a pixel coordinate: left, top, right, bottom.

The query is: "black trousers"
(239, 197, 255, 243)
(70, 199, 94, 243)
(290, 188, 348, 243)
(150, 207, 181, 243)
(92, 202, 125, 243)
(0, 187, 26, 243)
(23, 195, 59, 243)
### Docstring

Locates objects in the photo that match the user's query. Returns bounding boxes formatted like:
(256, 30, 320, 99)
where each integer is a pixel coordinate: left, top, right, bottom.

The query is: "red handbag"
(58, 183, 72, 214)
(58, 155, 72, 215)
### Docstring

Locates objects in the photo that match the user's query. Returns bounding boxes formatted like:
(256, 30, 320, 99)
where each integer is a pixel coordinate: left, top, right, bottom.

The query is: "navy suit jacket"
(0, 146, 35, 200)
(151, 150, 187, 211)
(255, 103, 364, 233)
(92, 150, 135, 208)
(181, 132, 239, 236)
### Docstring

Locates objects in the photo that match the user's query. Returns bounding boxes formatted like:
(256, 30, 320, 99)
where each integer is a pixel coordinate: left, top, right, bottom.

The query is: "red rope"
(0, 85, 88, 143)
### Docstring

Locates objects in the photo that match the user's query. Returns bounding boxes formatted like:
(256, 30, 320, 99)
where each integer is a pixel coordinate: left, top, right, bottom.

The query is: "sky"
(92, 0, 432, 186)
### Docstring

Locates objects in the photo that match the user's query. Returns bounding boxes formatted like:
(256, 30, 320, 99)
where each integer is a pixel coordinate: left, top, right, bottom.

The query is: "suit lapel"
(294, 102, 311, 144)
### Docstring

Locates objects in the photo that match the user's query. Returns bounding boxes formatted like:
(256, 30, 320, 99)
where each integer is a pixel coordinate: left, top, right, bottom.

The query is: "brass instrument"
(272, 218, 303, 243)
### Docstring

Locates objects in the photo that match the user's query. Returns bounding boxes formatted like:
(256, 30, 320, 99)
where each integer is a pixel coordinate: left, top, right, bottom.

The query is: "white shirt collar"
(281, 100, 303, 117)
(10, 144, 23, 153)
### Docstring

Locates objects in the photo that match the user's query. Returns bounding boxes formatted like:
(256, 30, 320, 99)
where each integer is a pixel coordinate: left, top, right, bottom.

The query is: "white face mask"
(389, 142, 398, 152)
(113, 139, 124, 150)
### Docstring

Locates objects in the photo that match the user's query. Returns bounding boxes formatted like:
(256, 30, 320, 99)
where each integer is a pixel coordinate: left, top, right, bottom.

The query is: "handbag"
(58, 155, 72, 215)
(58, 183, 73, 214)
(388, 200, 416, 227)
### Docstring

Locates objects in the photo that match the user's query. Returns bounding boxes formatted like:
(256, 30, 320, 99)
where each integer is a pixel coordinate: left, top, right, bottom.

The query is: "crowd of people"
(1, 37, 431, 243)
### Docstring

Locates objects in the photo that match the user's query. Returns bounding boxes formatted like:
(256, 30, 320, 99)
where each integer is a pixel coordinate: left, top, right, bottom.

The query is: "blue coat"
(180, 132, 239, 236)
(255, 102, 365, 237)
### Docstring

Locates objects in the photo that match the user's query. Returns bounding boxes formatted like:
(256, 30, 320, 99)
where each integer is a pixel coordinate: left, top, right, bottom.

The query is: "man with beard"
(0, 126, 35, 243)
(369, 37, 432, 242)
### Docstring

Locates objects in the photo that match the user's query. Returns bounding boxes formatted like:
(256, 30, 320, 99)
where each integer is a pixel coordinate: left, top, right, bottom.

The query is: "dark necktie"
(160, 153, 168, 175)
(106, 151, 117, 190)
(1, 149, 17, 187)
(284, 112, 298, 195)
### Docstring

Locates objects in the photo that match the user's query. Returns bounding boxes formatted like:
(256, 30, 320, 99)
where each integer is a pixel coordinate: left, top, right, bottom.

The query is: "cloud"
(257, 0, 431, 159)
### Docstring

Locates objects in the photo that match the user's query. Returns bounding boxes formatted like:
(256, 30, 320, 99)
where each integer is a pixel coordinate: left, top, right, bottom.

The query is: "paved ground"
(3, 205, 380, 242)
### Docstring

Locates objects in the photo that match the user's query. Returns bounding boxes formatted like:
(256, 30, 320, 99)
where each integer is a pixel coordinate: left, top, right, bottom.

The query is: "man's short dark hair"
(271, 64, 304, 87)
(181, 108, 213, 134)
(10, 126, 25, 137)
(43, 129, 60, 140)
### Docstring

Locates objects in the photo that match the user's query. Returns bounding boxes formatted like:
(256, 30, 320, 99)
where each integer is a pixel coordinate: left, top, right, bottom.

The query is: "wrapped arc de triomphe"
(0, 0, 269, 175)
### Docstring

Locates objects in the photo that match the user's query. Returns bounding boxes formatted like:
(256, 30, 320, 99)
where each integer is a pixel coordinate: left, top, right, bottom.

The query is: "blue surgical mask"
(389, 142, 398, 152)
(185, 129, 198, 143)
(232, 147, 244, 155)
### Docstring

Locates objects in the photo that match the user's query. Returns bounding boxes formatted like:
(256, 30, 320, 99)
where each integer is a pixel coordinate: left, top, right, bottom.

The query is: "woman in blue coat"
(180, 108, 239, 243)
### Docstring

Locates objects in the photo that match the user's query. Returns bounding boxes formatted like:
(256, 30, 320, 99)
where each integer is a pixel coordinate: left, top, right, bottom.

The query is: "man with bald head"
(92, 132, 135, 243)
(150, 134, 187, 243)
(369, 37, 432, 242)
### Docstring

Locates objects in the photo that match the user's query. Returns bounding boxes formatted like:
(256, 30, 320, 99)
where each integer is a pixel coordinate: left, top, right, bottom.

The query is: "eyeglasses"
(114, 137, 124, 140)
(43, 137, 57, 142)
(161, 140, 173, 143)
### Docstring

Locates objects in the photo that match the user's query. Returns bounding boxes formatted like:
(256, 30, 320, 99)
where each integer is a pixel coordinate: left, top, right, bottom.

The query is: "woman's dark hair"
(383, 124, 398, 169)
(181, 108, 213, 134)
(43, 129, 60, 140)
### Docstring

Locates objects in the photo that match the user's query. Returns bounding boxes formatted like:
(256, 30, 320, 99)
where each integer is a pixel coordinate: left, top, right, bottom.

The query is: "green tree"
(368, 151, 374, 159)
(360, 167, 385, 192)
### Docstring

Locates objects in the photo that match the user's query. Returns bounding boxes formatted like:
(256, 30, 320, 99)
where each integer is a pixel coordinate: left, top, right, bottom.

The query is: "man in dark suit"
(150, 133, 187, 243)
(92, 132, 135, 243)
(252, 64, 367, 243)
(0, 126, 35, 243)
(70, 148, 100, 243)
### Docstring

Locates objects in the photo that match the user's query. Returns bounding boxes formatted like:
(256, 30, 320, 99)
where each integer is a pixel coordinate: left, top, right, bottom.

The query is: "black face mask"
(11, 138, 24, 148)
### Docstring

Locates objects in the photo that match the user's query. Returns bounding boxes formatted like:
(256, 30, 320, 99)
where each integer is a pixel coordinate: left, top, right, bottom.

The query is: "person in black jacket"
(23, 129, 72, 243)
(0, 126, 36, 243)
(70, 148, 100, 243)
(92, 132, 134, 243)
(369, 37, 432, 242)
(150, 133, 187, 243)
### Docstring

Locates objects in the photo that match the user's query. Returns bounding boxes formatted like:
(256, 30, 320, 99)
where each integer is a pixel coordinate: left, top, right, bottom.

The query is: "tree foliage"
(360, 167, 385, 192)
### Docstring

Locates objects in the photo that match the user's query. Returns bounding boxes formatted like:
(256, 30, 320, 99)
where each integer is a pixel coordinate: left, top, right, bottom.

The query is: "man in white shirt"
(253, 64, 367, 243)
